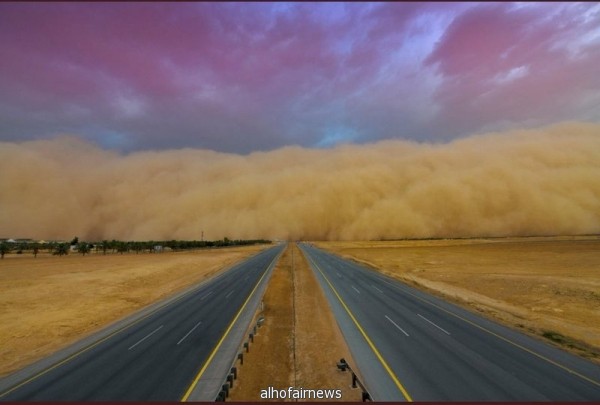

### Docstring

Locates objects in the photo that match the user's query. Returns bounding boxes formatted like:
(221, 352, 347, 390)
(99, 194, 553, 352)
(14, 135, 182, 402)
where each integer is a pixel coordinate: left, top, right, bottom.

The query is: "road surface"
(299, 243, 600, 401)
(0, 244, 284, 401)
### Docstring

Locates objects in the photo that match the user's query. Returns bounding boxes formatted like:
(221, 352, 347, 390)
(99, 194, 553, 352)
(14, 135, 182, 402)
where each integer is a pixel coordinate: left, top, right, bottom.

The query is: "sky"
(1, 2, 599, 154)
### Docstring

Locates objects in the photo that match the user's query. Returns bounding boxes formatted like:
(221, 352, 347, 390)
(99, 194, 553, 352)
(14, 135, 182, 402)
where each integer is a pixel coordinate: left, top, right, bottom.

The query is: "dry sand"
(315, 236, 600, 363)
(228, 243, 361, 401)
(0, 245, 269, 377)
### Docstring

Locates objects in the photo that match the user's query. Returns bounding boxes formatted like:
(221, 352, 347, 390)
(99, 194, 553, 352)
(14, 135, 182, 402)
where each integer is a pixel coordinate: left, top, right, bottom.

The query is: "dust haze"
(1, 122, 599, 241)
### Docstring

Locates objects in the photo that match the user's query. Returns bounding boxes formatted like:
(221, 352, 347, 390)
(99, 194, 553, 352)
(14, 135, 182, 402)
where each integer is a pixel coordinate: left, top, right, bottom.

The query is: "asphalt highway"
(299, 243, 600, 401)
(0, 244, 284, 401)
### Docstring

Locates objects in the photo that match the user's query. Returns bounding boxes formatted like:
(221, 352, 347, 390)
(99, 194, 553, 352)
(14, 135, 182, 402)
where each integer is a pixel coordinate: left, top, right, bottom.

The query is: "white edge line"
(418, 314, 450, 335)
(324, 254, 600, 389)
(385, 315, 409, 337)
(128, 325, 164, 350)
(177, 321, 202, 345)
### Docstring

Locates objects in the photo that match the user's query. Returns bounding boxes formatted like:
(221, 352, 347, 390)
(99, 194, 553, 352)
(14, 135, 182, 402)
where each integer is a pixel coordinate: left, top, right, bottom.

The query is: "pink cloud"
(0, 3, 599, 152)
(424, 3, 600, 137)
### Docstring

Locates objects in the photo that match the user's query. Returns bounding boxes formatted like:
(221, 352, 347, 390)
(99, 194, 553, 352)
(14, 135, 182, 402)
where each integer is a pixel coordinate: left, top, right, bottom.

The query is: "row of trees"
(0, 237, 271, 258)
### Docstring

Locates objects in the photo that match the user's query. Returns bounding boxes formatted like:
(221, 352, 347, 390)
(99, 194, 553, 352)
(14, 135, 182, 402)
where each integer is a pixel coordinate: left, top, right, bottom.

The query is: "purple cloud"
(424, 3, 600, 136)
(0, 2, 598, 153)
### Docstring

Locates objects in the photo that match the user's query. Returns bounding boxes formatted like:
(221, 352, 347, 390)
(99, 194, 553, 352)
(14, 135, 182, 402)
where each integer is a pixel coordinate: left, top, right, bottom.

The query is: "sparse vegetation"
(53, 243, 69, 256)
(542, 330, 571, 345)
(540, 330, 598, 358)
(0, 243, 271, 377)
(101, 240, 109, 255)
(0, 242, 10, 259)
(0, 238, 271, 258)
(77, 242, 91, 256)
(317, 236, 600, 362)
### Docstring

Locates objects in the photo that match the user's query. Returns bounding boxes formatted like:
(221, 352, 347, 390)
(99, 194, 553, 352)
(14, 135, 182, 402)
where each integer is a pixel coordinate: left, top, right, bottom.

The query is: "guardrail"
(214, 326, 370, 402)
(215, 314, 265, 401)
(337, 358, 372, 401)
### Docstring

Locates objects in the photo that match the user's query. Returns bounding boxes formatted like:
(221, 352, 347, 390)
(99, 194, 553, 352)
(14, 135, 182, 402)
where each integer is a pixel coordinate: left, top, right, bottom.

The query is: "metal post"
(222, 384, 229, 398)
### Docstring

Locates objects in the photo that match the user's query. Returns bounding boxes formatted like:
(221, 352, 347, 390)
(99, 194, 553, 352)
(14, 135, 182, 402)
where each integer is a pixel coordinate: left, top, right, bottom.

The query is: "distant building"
(1, 238, 34, 244)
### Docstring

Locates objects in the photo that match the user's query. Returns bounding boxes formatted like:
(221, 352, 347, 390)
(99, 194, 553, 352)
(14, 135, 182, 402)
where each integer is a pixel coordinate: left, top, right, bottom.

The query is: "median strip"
(227, 243, 362, 401)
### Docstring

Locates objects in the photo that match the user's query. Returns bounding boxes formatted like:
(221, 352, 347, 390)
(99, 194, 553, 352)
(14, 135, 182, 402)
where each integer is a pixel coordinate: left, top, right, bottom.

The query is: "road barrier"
(215, 313, 265, 401)
(337, 358, 372, 401)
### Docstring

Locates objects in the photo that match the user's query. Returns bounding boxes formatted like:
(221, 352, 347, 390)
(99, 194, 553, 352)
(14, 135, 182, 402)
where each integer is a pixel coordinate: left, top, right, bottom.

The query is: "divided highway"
(0, 244, 284, 401)
(300, 243, 600, 401)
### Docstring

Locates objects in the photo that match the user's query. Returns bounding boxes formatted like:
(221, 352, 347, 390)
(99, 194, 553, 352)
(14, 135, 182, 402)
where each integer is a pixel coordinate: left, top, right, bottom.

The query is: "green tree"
(167, 240, 180, 251)
(117, 241, 128, 254)
(70, 236, 79, 246)
(32, 243, 39, 258)
(77, 242, 91, 256)
(132, 242, 143, 254)
(53, 243, 69, 256)
(0, 242, 11, 259)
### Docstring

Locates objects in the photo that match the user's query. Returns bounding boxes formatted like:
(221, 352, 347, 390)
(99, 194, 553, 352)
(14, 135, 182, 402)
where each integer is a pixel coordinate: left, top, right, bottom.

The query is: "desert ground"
(229, 243, 362, 401)
(0, 245, 270, 377)
(315, 236, 600, 363)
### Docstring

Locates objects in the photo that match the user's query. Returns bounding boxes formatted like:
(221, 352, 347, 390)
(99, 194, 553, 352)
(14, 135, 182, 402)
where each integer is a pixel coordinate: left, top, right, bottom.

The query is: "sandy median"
(228, 243, 362, 401)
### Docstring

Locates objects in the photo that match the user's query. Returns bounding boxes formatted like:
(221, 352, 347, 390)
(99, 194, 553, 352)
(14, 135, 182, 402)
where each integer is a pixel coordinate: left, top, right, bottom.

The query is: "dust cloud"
(1, 122, 599, 241)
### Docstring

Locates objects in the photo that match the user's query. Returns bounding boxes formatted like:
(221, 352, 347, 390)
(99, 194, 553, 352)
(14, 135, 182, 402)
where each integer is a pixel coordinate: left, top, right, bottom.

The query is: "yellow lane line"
(0, 284, 198, 399)
(180, 248, 283, 402)
(0, 248, 271, 399)
(379, 279, 600, 388)
(303, 249, 413, 402)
